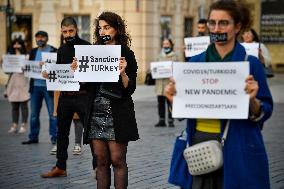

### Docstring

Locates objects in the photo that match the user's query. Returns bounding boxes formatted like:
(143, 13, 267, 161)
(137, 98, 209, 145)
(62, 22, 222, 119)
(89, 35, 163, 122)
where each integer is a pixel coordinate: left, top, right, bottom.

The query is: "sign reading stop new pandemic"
(45, 63, 80, 91)
(150, 61, 172, 79)
(172, 62, 250, 119)
(74, 45, 121, 82)
(2, 54, 26, 73)
(184, 36, 210, 57)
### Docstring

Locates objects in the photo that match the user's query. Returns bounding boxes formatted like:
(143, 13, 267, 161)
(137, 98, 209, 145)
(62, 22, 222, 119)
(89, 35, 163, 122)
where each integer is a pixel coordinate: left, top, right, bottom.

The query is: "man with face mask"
(41, 17, 97, 178)
(22, 31, 58, 148)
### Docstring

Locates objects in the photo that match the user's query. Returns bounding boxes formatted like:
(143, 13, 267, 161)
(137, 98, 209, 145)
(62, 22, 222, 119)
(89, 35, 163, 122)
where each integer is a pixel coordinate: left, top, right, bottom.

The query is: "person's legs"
(93, 140, 111, 189)
(73, 119, 83, 145)
(56, 96, 74, 170)
(109, 141, 128, 189)
(28, 87, 43, 141)
(44, 90, 57, 144)
(18, 101, 29, 133)
(167, 98, 174, 127)
(155, 95, 166, 127)
(8, 102, 20, 133)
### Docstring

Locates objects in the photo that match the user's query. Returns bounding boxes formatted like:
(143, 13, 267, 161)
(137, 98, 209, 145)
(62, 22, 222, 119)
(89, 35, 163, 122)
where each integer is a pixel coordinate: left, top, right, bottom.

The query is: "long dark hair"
(9, 38, 27, 55)
(208, 0, 252, 36)
(94, 11, 131, 47)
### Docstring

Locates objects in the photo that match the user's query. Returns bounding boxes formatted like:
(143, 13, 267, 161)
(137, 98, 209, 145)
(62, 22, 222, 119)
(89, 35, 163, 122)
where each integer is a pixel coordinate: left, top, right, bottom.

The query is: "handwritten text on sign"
(2, 55, 26, 73)
(150, 61, 172, 79)
(24, 60, 44, 79)
(74, 45, 121, 82)
(45, 64, 80, 91)
(172, 62, 250, 119)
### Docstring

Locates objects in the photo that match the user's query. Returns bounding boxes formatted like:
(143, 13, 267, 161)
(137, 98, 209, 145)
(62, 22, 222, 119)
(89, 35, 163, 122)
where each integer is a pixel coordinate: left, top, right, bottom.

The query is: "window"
(184, 17, 193, 37)
(160, 15, 172, 41)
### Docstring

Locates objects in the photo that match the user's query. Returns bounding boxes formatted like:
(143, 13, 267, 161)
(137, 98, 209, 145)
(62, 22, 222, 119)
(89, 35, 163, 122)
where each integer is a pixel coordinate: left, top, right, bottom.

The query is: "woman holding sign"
(165, 1, 273, 189)
(72, 12, 139, 189)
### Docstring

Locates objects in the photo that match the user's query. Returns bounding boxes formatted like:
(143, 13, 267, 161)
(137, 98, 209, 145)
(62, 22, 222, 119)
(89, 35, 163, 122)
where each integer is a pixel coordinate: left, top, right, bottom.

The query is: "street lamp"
(0, 0, 14, 51)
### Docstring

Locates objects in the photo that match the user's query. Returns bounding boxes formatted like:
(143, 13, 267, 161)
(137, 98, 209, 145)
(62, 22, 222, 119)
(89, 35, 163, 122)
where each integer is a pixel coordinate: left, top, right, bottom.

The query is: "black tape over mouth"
(209, 32, 228, 43)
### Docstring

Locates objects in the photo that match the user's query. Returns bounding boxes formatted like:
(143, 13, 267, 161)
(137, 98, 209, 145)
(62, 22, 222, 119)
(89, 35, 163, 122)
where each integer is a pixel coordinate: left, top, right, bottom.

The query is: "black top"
(56, 37, 91, 91)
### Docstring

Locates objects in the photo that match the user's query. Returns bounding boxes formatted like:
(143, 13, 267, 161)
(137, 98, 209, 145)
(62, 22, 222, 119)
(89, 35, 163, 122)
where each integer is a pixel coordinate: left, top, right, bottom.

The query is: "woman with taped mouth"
(165, 1, 273, 189)
(72, 11, 139, 189)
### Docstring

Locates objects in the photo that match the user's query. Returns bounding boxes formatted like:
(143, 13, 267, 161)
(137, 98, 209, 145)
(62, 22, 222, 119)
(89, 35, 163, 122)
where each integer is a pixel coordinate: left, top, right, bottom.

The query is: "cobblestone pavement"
(0, 74, 283, 189)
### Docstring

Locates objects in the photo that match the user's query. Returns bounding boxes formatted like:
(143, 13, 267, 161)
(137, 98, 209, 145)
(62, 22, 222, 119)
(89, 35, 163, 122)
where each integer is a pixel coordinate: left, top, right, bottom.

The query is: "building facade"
(0, 0, 283, 84)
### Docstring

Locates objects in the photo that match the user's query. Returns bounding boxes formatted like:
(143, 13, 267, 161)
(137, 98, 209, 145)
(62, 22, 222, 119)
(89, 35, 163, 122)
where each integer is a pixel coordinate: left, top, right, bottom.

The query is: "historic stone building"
(0, 0, 283, 84)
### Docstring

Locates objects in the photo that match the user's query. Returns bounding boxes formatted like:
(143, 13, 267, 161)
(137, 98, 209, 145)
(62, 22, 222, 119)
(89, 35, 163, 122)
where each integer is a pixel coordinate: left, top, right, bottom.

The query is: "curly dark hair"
(93, 11, 131, 47)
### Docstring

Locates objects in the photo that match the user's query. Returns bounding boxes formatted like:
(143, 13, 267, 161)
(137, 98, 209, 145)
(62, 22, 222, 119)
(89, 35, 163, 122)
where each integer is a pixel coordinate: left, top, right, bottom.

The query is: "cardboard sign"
(2, 54, 26, 73)
(150, 61, 172, 79)
(184, 36, 210, 57)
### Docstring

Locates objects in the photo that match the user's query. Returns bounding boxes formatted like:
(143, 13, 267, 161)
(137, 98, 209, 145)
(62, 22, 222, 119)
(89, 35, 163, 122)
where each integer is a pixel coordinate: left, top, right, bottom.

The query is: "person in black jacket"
(22, 31, 58, 145)
(72, 12, 139, 189)
(41, 17, 97, 178)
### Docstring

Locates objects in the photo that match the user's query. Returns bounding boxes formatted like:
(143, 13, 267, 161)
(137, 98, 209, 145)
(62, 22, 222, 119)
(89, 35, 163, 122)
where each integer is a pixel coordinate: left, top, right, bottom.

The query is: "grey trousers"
(73, 119, 83, 145)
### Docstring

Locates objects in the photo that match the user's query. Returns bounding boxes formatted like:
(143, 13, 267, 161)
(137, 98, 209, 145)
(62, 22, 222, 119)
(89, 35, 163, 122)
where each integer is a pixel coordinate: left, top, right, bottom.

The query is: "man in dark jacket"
(40, 17, 96, 178)
(22, 31, 58, 147)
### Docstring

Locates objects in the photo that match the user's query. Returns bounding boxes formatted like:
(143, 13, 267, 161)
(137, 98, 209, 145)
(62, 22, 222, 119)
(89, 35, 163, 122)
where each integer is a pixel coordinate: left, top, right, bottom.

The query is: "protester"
(197, 18, 208, 36)
(154, 38, 178, 127)
(22, 31, 57, 145)
(40, 17, 97, 178)
(5, 38, 29, 134)
(241, 28, 274, 77)
(165, 1, 273, 189)
(71, 11, 139, 188)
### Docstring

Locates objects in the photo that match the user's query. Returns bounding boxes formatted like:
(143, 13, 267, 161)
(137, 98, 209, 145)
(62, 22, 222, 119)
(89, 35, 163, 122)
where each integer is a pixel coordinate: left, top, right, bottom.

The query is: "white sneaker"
(18, 123, 27, 134)
(49, 145, 57, 155)
(8, 124, 17, 133)
(72, 144, 81, 155)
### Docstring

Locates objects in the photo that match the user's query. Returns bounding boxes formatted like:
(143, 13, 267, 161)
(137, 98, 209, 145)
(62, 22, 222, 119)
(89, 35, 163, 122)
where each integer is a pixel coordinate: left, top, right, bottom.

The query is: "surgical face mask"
(65, 36, 76, 44)
(163, 47, 172, 54)
(209, 32, 228, 43)
(36, 40, 46, 47)
(100, 35, 112, 44)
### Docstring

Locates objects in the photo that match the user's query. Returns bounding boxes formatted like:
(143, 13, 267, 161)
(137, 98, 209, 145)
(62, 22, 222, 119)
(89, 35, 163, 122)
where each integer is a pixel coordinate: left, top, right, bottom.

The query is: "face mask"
(36, 40, 46, 47)
(209, 32, 228, 43)
(100, 35, 112, 44)
(163, 47, 172, 54)
(65, 36, 76, 44)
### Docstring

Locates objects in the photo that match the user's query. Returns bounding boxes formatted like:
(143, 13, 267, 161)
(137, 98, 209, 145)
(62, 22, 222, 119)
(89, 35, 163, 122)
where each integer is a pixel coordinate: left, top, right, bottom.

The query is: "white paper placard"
(150, 61, 172, 79)
(241, 42, 259, 58)
(24, 60, 44, 79)
(2, 54, 26, 73)
(184, 36, 210, 57)
(172, 62, 250, 119)
(74, 45, 121, 82)
(45, 63, 80, 91)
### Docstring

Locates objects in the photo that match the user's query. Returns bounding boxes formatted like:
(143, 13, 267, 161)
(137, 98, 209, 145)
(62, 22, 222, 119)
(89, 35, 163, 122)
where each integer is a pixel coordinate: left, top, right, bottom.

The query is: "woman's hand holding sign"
(245, 75, 261, 119)
(71, 57, 78, 71)
(164, 78, 176, 104)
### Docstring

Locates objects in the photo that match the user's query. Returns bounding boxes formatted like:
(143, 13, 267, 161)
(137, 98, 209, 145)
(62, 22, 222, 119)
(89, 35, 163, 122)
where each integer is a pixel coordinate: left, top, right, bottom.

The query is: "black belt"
(61, 91, 87, 96)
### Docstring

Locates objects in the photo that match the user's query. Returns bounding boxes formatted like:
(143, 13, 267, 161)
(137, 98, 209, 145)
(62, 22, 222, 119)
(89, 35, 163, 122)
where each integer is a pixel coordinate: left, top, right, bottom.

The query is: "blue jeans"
(29, 86, 57, 143)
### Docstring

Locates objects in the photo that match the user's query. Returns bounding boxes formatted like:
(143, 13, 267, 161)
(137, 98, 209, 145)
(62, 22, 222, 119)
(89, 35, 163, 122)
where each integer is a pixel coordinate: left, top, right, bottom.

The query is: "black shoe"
(168, 122, 175, 127)
(155, 120, 166, 127)
(22, 139, 38, 144)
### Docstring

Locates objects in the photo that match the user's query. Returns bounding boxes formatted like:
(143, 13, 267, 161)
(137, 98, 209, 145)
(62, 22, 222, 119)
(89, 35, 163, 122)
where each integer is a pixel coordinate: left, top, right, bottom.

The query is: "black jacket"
(56, 37, 91, 91)
(83, 45, 139, 144)
(28, 45, 57, 93)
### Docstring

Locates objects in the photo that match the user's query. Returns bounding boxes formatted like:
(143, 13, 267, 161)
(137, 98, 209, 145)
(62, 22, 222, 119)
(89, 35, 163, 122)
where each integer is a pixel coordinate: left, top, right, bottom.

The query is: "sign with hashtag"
(74, 45, 121, 82)
(172, 61, 250, 119)
(45, 64, 80, 91)
(23, 60, 44, 79)
(184, 36, 210, 58)
(41, 52, 57, 73)
(150, 61, 173, 79)
(2, 54, 26, 73)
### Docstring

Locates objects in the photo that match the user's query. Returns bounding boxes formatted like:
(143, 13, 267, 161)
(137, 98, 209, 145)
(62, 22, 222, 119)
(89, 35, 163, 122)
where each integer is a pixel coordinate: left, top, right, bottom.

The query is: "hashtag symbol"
(186, 43, 192, 51)
(78, 56, 90, 72)
(25, 65, 31, 72)
(48, 71, 57, 82)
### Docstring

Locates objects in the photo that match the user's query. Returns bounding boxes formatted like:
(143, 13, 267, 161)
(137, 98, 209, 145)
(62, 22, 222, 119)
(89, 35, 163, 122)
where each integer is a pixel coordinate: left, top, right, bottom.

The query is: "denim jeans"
(28, 86, 57, 143)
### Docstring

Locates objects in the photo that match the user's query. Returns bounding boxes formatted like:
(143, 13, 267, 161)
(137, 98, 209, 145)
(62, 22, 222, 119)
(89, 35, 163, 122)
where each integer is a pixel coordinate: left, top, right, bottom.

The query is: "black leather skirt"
(88, 93, 115, 140)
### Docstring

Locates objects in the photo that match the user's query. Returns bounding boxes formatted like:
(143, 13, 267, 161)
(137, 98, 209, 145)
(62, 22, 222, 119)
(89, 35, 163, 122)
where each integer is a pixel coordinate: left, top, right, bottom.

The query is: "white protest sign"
(172, 62, 250, 119)
(45, 64, 80, 91)
(41, 52, 57, 72)
(2, 54, 25, 73)
(241, 42, 259, 58)
(74, 45, 121, 82)
(150, 61, 172, 79)
(184, 36, 210, 57)
(24, 60, 44, 79)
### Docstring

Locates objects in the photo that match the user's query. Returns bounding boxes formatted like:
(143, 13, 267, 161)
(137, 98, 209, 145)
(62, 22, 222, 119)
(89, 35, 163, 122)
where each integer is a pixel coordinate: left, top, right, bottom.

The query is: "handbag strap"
(221, 120, 230, 146)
